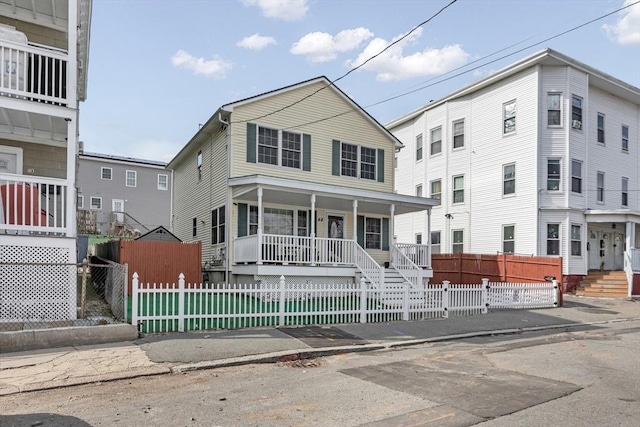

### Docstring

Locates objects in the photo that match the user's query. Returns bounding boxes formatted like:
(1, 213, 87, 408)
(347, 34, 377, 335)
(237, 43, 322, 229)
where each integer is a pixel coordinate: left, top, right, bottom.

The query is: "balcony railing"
(0, 39, 68, 106)
(394, 243, 431, 268)
(0, 173, 69, 236)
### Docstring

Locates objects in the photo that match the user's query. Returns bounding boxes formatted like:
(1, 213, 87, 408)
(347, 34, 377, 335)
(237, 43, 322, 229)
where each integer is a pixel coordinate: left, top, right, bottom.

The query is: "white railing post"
(279, 275, 286, 326)
(442, 280, 450, 319)
(360, 277, 367, 324)
(131, 272, 139, 328)
(481, 278, 489, 314)
(553, 279, 560, 307)
(178, 273, 185, 332)
(402, 283, 410, 321)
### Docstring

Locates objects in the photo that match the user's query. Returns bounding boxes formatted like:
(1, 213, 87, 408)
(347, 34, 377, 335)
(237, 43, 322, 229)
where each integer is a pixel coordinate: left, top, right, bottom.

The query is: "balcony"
(0, 39, 68, 106)
(0, 173, 69, 236)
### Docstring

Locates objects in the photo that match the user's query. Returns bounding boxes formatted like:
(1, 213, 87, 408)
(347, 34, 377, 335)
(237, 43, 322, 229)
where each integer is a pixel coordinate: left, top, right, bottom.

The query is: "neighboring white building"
(0, 0, 92, 321)
(388, 48, 639, 292)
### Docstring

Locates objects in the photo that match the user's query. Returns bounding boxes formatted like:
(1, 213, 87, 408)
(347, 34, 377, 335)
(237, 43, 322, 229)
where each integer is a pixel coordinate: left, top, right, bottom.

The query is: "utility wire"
(281, 0, 639, 131)
(229, 0, 459, 125)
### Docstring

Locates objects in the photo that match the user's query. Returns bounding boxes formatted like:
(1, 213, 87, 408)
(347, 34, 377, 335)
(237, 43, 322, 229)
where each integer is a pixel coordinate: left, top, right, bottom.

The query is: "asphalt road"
(1, 320, 638, 427)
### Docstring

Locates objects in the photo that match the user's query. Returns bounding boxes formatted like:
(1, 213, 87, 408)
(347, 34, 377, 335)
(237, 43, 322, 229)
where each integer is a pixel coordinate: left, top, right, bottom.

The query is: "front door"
(588, 229, 599, 270)
(112, 199, 125, 223)
(326, 214, 345, 264)
(327, 214, 345, 239)
(0, 145, 22, 175)
(613, 232, 624, 270)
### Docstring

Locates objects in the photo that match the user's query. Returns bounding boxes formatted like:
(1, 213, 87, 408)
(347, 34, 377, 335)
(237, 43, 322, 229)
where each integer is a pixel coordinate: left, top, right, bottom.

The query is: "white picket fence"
(130, 273, 560, 333)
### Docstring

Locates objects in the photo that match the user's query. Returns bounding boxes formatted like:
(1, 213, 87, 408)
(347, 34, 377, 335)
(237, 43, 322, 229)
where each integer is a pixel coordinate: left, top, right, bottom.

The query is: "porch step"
(576, 271, 628, 298)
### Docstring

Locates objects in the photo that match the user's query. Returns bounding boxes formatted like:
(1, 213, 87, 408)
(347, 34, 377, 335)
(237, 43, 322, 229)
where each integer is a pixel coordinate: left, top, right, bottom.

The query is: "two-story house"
(0, 0, 92, 321)
(77, 150, 171, 237)
(389, 48, 640, 295)
(168, 77, 437, 290)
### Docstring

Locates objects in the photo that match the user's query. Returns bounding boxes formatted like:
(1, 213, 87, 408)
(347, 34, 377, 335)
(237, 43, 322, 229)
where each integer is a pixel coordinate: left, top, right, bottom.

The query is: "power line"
(229, 0, 459, 125)
(282, 0, 639, 131)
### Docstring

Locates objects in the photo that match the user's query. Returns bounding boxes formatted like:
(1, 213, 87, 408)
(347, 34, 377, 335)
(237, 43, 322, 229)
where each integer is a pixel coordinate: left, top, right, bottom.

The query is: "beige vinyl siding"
(229, 81, 395, 193)
(0, 138, 67, 179)
(0, 17, 67, 50)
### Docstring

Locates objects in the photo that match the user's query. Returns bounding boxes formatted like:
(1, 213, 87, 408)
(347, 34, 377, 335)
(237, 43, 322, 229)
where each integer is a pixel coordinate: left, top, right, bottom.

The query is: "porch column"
(310, 193, 316, 266)
(389, 204, 395, 263)
(352, 200, 358, 263)
(66, 117, 78, 243)
(627, 221, 636, 250)
(427, 209, 432, 268)
(257, 186, 263, 265)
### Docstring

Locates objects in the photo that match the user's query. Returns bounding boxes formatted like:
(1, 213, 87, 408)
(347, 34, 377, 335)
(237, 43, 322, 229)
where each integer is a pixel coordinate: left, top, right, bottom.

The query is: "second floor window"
(503, 163, 515, 195)
(340, 142, 377, 180)
(547, 93, 561, 126)
(431, 231, 441, 254)
(430, 179, 441, 200)
(197, 150, 203, 181)
(101, 167, 112, 180)
(622, 177, 628, 207)
(571, 160, 582, 194)
(453, 120, 464, 149)
(258, 126, 279, 165)
(622, 125, 629, 152)
(453, 175, 464, 203)
(126, 170, 137, 187)
(572, 95, 583, 128)
(157, 174, 168, 191)
(360, 147, 376, 180)
(416, 134, 423, 161)
(547, 159, 561, 191)
(257, 126, 303, 169)
(211, 206, 225, 244)
(341, 143, 358, 177)
(597, 113, 605, 144)
(597, 172, 605, 203)
(503, 100, 516, 134)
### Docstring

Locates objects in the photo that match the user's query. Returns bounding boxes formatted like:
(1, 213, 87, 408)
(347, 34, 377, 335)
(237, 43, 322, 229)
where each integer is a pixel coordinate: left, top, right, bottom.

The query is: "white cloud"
(241, 0, 308, 21)
(602, 0, 640, 45)
(170, 50, 232, 79)
(290, 27, 374, 63)
(237, 33, 277, 50)
(347, 28, 470, 81)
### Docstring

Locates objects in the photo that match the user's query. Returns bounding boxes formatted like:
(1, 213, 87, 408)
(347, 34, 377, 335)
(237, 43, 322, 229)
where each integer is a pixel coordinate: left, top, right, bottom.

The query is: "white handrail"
(391, 245, 422, 289)
(394, 243, 430, 268)
(354, 243, 383, 290)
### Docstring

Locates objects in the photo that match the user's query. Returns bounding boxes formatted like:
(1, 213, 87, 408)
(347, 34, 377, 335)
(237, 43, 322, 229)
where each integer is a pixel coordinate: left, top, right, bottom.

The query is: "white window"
(430, 179, 441, 200)
(503, 225, 515, 253)
(264, 208, 294, 235)
(597, 171, 605, 203)
(547, 93, 561, 126)
(77, 195, 84, 209)
(126, 170, 137, 187)
(431, 231, 441, 254)
(416, 134, 423, 161)
(249, 206, 258, 235)
(297, 211, 308, 237)
(340, 142, 377, 180)
(416, 184, 423, 197)
(597, 113, 605, 144)
(430, 126, 442, 155)
(258, 125, 302, 169)
(416, 233, 422, 245)
(571, 160, 582, 194)
(503, 100, 516, 134)
(571, 225, 581, 256)
(453, 175, 464, 204)
(192, 217, 197, 237)
(547, 159, 561, 191)
(157, 174, 168, 191)
(453, 120, 464, 149)
(365, 217, 382, 249)
(197, 151, 203, 181)
(90, 197, 102, 210)
(622, 125, 629, 152)
(101, 167, 112, 180)
(622, 177, 628, 207)
(547, 224, 560, 255)
(452, 229, 464, 253)
(503, 163, 515, 195)
(571, 95, 583, 128)
(211, 206, 225, 244)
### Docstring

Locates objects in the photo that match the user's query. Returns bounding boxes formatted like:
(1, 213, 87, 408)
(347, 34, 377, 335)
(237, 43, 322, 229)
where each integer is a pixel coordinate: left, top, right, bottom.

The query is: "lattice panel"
(1, 244, 76, 321)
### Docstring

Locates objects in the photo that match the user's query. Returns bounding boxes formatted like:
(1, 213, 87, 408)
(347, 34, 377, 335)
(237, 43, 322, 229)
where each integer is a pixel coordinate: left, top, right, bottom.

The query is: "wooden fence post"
(131, 272, 139, 328)
(360, 277, 367, 324)
(279, 275, 286, 326)
(481, 278, 489, 314)
(442, 280, 450, 319)
(178, 273, 185, 332)
(402, 283, 410, 321)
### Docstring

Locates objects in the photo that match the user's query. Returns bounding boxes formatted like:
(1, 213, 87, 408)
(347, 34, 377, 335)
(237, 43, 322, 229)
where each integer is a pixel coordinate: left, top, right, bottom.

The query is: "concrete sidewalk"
(1, 295, 638, 396)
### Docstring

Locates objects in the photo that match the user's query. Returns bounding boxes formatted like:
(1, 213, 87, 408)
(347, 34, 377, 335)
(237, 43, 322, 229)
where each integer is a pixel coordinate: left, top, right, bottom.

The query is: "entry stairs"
(575, 271, 628, 298)
(361, 267, 427, 307)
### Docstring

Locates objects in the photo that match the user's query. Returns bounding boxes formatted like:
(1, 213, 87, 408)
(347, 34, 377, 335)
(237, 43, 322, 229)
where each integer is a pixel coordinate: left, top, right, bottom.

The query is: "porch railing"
(630, 249, 640, 272)
(394, 243, 430, 268)
(0, 39, 68, 105)
(0, 173, 68, 235)
(234, 234, 354, 266)
(391, 244, 423, 289)
(354, 244, 383, 290)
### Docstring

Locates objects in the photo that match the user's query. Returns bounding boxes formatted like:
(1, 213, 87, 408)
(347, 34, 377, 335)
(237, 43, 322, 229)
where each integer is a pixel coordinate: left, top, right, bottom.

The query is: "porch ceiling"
(230, 175, 437, 216)
(0, 0, 68, 32)
(585, 210, 640, 223)
(0, 105, 68, 145)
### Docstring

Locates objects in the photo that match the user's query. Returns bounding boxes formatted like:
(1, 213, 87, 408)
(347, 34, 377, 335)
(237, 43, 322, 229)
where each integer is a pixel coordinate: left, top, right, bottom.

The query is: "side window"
(547, 93, 561, 126)
(453, 120, 464, 149)
(416, 134, 423, 161)
(503, 100, 516, 134)
(430, 126, 442, 155)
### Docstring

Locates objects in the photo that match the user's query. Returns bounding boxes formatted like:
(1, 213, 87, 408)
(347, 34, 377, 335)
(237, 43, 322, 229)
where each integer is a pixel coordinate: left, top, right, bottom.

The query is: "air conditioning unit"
(572, 120, 582, 130)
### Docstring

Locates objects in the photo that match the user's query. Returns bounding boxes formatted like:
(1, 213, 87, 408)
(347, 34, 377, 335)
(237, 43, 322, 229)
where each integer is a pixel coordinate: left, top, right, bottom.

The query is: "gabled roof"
(135, 226, 181, 242)
(168, 76, 403, 169)
(386, 48, 640, 129)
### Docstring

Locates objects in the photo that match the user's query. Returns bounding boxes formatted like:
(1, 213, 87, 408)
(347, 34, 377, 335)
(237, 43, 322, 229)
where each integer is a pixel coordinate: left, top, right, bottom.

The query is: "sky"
(79, 0, 640, 163)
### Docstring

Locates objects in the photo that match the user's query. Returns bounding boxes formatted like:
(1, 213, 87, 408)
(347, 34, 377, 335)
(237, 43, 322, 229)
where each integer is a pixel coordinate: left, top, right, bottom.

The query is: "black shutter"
(246, 123, 256, 163)
(238, 203, 247, 237)
(382, 218, 389, 250)
(357, 215, 365, 247)
(332, 140, 341, 176)
(377, 148, 384, 182)
(303, 134, 311, 171)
